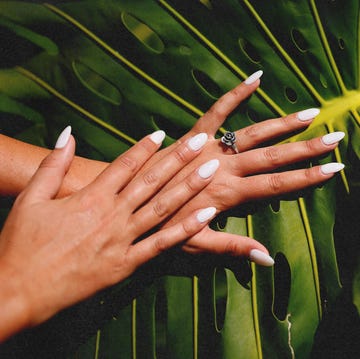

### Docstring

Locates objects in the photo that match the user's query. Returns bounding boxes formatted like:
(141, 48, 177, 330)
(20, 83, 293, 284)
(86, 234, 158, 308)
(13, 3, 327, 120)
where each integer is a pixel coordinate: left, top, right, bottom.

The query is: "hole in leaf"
(270, 200, 281, 212)
(199, 0, 213, 10)
(72, 61, 122, 105)
(155, 288, 168, 358)
(191, 69, 222, 99)
(214, 267, 228, 331)
(152, 115, 188, 139)
(320, 73, 328, 88)
(121, 12, 165, 54)
(238, 38, 261, 63)
(247, 108, 260, 123)
(179, 45, 192, 55)
(273, 252, 291, 321)
(338, 38, 345, 50)
(291, 28, 308, 52)
(285, 87, 298, 103)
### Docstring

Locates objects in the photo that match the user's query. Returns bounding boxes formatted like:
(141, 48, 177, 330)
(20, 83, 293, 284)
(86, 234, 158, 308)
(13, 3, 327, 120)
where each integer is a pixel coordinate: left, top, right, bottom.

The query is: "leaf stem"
(43, 3, 204, 118)
(247, 215, 263, 359)
(159, 0, 286, 118)
(16, 66, 137, 145)
(243, 0, 326, 106)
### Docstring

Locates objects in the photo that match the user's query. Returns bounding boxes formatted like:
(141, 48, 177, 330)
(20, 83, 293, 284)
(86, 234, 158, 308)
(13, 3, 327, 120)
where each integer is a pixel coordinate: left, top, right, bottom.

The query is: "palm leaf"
(0, 1, 359, 358)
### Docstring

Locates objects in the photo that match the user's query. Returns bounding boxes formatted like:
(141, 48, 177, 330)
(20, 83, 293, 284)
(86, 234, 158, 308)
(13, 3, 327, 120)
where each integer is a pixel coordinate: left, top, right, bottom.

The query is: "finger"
(239, 162, 345, 202)
(191, 71, 263, 136)
(182, 227, 274, 266)
(88, 130, 165, 194)
(226, 108, 320, 153)
(118, 133, 209, 210)
(130, 159, 219, 236)
(22, 126, 75, 202)
(233, 132, 345, 176)
(127, 207, 217, 268)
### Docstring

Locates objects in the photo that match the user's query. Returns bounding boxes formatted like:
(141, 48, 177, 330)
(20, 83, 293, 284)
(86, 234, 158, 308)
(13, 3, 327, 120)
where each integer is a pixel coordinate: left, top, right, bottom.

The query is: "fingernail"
(320, 162, 345, 175)
(198, 159, 219, 179)
(297, 108, 320, 121)
(321, 131, 345, 145)
(188, 133, 208, 151)
(150, 130, 166, 145)
(197, 207, 216, 222)
(55, 126, 72, 149)
(244, 70, 263, 85)
(249, 249, 274, 266)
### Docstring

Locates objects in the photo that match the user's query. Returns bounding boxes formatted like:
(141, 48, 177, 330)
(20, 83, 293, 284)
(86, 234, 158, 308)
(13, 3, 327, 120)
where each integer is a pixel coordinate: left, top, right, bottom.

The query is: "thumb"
(23, 126, 75, 202)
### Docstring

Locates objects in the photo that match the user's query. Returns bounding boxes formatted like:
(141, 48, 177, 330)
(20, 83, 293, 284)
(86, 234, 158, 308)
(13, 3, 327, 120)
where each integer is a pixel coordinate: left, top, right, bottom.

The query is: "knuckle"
(153, 198, 170, 218)
(304, 167, 315, 181)
(173, 147, 189, 164)
(153, 235, 169, 253)
(304, 139, 317, 153)
(139, 138, 156, 153)
(280, 114, 292, 127)
(119, 156, 137, 172)
(143, 170, 159, 186)
(229, 86, 242, 98)
(40, 155, 59, 170)
(224, 239, 240, 256)
(183, 177, 199, 194)
(207, 102, 225, 119)
(243, 124, 260, 140)
(181, 220, 197, 237)
(267, 174, 284, 193)
(263, 147, 281, 165)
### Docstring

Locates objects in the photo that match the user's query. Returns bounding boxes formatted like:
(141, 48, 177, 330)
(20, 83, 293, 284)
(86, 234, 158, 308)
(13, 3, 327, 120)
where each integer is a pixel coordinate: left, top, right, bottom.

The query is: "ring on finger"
(221, 131, 239, 154)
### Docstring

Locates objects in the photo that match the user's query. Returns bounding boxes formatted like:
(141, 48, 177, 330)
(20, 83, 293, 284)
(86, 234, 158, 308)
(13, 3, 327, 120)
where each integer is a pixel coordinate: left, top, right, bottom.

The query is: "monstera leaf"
(0, 1, 359, 358)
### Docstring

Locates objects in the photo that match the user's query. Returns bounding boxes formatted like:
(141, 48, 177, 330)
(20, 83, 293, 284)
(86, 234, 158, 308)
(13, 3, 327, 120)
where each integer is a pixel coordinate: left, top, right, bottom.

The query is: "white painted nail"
(198, 159, 220, 179)
(249, 249, 275, 267)
(150, 130, 166, 145)
(55, 126, 72, 149)
(297, 108, 320, 121)
(197, 207, 216, 223)
(321, 131, 345, 145)
(244, 70, 263, 85)
(188, 133, 208, 151)
(320, 162, 345, 175)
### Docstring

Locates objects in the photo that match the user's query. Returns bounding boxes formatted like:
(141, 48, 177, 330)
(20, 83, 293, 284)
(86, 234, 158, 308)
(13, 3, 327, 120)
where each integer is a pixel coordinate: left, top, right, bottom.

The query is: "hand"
(134, 71, 345, 255)
(0, 127, 222, 341)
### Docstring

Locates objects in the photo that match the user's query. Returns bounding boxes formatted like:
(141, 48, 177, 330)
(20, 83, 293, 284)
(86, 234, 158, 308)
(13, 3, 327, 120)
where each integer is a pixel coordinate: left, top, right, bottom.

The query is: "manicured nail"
(188, 133, 208, 151)
(55, 126, 72, 149)
(197, 207, 216, 223)
(249, 249, 275, 266)
(198, 159, 220, 179)
(244, 70, 263, 85)
(321, 131, 345, 145)
(150, 130, 166, 145)
(297, 108, 320, 121)
(320, 162, 345, 175)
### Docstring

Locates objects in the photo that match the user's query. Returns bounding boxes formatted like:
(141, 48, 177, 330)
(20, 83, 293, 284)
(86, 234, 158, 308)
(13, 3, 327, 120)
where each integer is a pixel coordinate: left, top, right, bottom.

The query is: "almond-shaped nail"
(320, 162, 345, 175)
(198, 159, 220, 179)
(55, 126, 72, 149)
(197, 207, 216, 223)
(244, 70, 263, 85)
(297, 108, 320, 121)
(322, 131, 345, 145)
(150, 130, 166, 145)
(188, 133, 208, 151)
(249, 249, 274, 266)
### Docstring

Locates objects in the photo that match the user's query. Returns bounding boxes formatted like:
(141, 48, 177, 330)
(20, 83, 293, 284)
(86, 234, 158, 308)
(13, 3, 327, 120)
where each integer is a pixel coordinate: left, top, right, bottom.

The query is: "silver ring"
(221, 131, 239, 153)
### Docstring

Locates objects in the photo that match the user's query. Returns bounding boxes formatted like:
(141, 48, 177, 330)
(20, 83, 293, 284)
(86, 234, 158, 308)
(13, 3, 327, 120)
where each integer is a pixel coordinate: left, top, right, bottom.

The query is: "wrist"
(0, 259, 33, 342)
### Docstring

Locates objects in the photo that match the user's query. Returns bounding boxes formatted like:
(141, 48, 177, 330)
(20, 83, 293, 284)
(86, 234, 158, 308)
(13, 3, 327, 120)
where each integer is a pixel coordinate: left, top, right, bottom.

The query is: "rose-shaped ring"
(220, 131, 239, 153)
